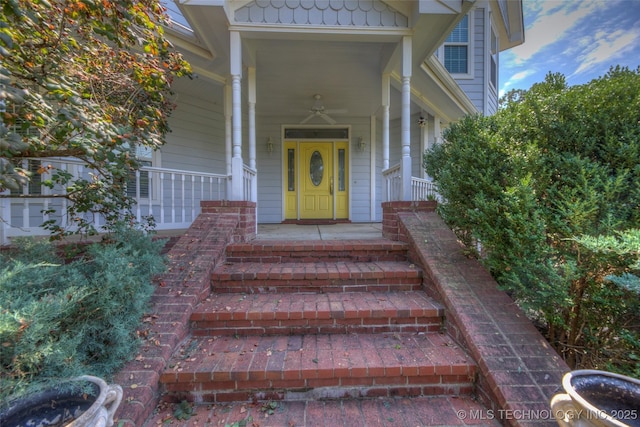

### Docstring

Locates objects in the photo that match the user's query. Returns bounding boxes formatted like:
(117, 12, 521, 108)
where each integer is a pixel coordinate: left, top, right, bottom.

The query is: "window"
(287, 148, 295, 191)
(126, 145, 153, 198)
(489, 25, 498, 89)
(10, 160, 43, 195)
(443, 14, 471, 76)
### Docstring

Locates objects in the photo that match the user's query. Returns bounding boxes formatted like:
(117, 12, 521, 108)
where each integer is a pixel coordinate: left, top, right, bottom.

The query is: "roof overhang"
(490, 0, 525, 51)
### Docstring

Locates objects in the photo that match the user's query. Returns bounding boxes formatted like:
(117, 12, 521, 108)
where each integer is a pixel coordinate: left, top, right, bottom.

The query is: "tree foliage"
(425, 67, 640, 373)
(0, 0, 191, 237)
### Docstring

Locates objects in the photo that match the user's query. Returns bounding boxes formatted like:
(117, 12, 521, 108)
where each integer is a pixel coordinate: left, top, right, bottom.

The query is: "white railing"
(382, 163, 440, 202)
(411, 176, 440, 202)
(1, 158, 230, 244)
(130, 166, 228, 230)
(243, 164, 257, 202)
(382, 163, 402, 201)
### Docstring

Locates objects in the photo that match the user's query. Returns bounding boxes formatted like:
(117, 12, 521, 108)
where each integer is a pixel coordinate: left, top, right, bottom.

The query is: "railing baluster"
(159, 172, 165, 224)
(181, 174, 185, 223)
(135, 169, 141, 222)
(170, 173, 176, 223)
(191, 174, 195, 221)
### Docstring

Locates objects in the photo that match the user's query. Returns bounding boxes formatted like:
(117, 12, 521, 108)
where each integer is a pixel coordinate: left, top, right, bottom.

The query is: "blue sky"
(499, 0, 640, 97)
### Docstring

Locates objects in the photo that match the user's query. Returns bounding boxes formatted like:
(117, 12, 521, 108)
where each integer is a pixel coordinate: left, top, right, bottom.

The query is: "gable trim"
(234, 0, 408, 28)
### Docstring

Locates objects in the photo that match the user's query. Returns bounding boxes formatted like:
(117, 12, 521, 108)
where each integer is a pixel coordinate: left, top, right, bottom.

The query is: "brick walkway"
(144, 396, 501, 426)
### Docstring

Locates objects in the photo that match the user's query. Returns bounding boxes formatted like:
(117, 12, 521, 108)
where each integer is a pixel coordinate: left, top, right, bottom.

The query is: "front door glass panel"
(310, 151, 323, 186)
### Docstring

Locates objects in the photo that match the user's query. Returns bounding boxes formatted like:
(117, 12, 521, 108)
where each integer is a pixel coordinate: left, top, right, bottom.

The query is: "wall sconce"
(357, 137, 366, 152)
(266, 137, 274, 153)
(418, 115, 426, 128)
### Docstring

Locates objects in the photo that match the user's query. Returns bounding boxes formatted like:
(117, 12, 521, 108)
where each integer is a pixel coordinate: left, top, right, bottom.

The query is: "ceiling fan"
(300, 94, 346, 125)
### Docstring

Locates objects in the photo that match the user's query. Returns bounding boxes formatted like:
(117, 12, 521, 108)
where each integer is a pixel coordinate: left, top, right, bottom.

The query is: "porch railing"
(243, 164, 257, 203)
(382, 164, 402, 202)
(1, 158, 231, 244)
(382, 163, 440, 202)
(130, 166, 228, 230)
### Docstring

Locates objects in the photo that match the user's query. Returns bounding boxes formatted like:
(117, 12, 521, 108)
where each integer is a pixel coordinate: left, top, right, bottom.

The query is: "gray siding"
(162, 77, 226, 174)
(454, 8, 486, 114)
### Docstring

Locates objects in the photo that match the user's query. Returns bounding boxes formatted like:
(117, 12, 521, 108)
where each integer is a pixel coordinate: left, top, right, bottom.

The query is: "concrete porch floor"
(256, 223, 383, 240)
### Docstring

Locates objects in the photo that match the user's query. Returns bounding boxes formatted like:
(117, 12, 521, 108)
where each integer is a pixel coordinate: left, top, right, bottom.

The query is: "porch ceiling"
(172, 1, 475, 122)
(252, 39, 393, 120)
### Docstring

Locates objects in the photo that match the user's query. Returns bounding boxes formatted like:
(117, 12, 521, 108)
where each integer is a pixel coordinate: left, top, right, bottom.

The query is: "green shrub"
(425, 67, 640, 372)
(0, 225, 166, 399)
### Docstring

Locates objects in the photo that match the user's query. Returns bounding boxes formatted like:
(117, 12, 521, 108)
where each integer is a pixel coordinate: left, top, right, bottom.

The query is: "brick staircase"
(158, 239, 482, 409)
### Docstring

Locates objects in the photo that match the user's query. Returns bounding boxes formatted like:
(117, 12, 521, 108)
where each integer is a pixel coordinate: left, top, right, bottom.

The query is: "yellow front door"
(301, 142, 333, 219)
(284, 141, 349, 220)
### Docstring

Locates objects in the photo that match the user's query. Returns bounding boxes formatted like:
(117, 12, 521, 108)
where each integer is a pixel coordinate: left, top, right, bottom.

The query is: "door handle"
(330, 176, 334, 195)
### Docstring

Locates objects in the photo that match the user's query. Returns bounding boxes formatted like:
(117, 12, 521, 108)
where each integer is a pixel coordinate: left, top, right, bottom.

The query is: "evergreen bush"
(0, 225, 166, 399)
(425, 67, 640, 373)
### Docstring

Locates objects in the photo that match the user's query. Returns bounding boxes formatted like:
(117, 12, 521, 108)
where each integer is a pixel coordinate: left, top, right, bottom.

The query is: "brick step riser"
(225, 253, 408, 263)
(212, 282, 423, 294)
(191, 320, 443, 336)
(162, 379, 476, 404)
(223, 241, 411, 264)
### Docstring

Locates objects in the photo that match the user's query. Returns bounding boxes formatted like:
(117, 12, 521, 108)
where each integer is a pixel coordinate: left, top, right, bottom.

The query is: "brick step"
(144, 395, 501, 427)
(211, 261, 423, 294)
(191, 291, 445, 336)
(225, 239, 410, 263)
(160, 332, 477, 404)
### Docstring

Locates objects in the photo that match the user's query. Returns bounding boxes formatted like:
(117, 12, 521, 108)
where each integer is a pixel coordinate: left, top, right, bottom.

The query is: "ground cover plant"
(0, 225, 166, 400)
(425, 67, 640, 375)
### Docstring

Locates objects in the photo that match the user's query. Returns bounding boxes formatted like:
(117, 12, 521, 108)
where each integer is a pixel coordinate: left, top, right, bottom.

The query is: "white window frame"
(126, 145, 161, 201)
(489, 20, 499, 91)
(438, 12, 475, 79)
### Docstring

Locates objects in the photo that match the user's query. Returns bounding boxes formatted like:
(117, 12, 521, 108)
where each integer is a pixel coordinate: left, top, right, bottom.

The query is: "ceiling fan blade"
(319, 113, 337, 125)
(300, 113, 316, 124)
(325, 109, 348, 114)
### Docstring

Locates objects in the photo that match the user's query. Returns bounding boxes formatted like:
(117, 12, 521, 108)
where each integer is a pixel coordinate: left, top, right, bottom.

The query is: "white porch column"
(224, 84, 232, 197)
(230, 31, 243, 201)
(382, 73, 390, 171)
(248, 67, 258, 203)
(401, 36, 412, 201)
(433, 116, 442, 145)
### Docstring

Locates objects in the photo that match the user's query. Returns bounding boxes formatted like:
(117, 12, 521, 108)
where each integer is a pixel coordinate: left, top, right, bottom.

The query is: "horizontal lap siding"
(163, 78, 226, 173)
(454, 8, 486, 114)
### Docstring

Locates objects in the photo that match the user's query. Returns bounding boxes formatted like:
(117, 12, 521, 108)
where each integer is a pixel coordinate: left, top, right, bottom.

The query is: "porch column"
(382, 73, 390, 171)
(248, 67, 258, 203)
(230, 31, 243, 201)
(401, 36, 412, 201)
(224, 84, 232, 197)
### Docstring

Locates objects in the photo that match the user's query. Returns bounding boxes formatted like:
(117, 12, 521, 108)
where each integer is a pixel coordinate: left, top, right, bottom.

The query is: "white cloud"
(572, 28, 640, 76)
(499, 70, 536, 97)
(507, 0, 609, 65)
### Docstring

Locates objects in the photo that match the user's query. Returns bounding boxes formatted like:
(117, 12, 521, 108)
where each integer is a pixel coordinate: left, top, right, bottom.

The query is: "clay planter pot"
(0, 375, 122, 427)
(550, 369, 640, 427)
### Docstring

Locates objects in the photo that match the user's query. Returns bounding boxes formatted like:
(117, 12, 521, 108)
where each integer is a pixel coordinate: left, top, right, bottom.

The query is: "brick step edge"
(212, 261, 422, 281)
(225, 239, 410, 263)
(190, 291, 444, 336)
(162, 381, 476, 404)
(212, 261, 423, 293)
(144, 396, 501, 427)
(160, 333, 476, 404)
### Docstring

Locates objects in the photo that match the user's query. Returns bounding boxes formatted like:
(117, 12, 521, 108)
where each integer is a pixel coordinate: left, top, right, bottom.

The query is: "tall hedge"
(425, 67, 640, 373)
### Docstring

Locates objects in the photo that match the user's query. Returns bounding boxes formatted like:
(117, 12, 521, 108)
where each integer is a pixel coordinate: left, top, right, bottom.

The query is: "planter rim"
(562, 369, 640, 427)
(0, 375, 122, 427)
